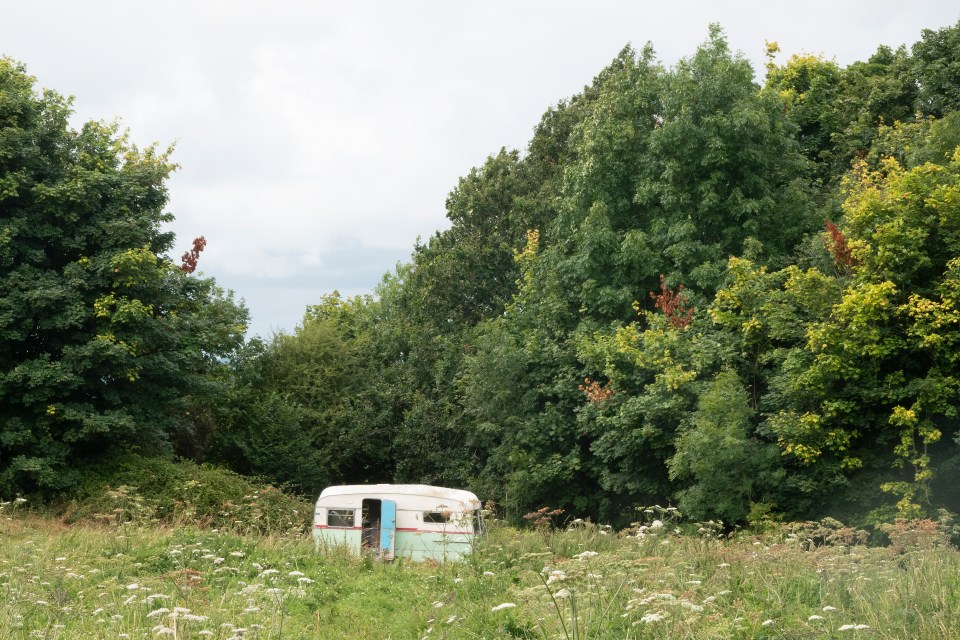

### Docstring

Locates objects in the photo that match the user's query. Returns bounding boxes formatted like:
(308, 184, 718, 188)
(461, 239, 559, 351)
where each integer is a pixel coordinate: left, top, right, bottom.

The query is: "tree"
(0, 59, 247, 494)
(913, 20, 960, 118)
(669, 369, 782, 523)
(709, 149, 960, 520)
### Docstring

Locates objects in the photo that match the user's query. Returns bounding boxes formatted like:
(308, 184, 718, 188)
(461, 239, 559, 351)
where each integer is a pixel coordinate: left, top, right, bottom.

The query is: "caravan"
(312, 484, 483, 561)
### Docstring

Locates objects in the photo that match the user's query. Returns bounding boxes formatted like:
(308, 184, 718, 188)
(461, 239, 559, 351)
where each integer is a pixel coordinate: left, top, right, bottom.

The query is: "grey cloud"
(3, 0, 958, 339)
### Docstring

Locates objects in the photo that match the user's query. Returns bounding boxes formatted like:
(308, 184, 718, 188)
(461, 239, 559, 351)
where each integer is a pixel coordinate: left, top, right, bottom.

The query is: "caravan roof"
(317, 484, 480, 509)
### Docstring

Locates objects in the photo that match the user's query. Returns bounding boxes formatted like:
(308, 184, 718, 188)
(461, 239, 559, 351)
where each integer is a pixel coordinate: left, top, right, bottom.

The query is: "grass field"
(2, 501, 959, 639)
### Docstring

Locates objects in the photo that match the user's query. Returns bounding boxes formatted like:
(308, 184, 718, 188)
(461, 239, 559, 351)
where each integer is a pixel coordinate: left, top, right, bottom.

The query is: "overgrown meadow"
(3, 496, 959, 640)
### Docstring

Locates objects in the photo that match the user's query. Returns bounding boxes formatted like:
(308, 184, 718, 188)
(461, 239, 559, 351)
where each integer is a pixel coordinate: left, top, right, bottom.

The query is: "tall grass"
(2, 491, 959, 638)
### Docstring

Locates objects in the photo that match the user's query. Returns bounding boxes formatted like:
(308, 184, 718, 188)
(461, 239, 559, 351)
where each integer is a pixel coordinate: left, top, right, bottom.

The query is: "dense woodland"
(3, 22, 960, 528)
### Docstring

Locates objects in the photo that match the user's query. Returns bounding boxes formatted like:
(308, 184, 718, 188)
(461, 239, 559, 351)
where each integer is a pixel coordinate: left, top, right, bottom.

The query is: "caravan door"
(379, 499, 396, 560)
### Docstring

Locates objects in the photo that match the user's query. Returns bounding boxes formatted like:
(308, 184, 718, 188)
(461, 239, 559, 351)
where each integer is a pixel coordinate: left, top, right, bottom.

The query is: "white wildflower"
(761, 619, 774, 626)
(297, 577, 315, 584)
(838, 624, 870, 631)
(822, 606, 837, 612)
(640, 612, 665, 623)
(808, 615, 824, 621)
(491, 603, 517, 612)
(445, 615, 457, 624)
(230, 551, 244, 558)
(433, 601, 445, 608)
(147, 608, 170, 618)
(554, 588, 572, 599)
(575, 551, 598, 559)
(126, 584, 139, 590)
(288, 571, 304, 577)
(482, 571, 495, 576)
(546, 570, 567, 584)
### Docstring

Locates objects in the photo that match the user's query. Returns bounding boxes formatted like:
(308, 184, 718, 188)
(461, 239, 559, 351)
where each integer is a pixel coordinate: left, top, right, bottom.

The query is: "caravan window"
(327, 509, 356, 528)
(423, 511, 452, 524)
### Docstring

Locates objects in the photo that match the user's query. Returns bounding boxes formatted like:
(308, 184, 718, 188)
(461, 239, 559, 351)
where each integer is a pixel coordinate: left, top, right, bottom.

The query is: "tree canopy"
(0, 58, 247, 494)
(7, 19, 960, 530)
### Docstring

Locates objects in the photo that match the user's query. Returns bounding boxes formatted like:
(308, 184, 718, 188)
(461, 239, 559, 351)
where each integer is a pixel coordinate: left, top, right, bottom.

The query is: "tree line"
(2, 21, 960, 527)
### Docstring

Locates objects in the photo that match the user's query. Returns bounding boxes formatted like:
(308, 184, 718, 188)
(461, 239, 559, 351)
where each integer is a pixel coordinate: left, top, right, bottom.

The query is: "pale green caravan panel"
(395, 530, 474, 562)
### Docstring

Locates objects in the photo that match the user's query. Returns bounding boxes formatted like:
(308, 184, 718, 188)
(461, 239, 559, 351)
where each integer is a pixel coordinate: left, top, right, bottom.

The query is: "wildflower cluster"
(625, 504, 681, 541)
(0, 497, 27, 517)
(780, 517, 870, 549)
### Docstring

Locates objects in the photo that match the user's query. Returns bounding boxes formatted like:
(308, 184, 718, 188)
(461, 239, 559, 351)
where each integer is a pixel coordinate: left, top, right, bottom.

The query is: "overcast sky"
(3, 1, 958, 337)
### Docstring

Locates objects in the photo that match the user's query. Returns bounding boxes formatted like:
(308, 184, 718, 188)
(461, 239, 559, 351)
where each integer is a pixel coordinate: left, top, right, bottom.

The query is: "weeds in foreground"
(1, 501, 959, 639)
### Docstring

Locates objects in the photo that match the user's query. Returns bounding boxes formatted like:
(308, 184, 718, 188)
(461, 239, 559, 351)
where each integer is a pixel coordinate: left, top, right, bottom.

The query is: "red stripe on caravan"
(395, 527, 472, 534)
(314, 525, 362, 530)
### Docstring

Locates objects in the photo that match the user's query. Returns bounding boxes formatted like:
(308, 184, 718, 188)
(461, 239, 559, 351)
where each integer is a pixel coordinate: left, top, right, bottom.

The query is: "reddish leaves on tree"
(579, 377, 614, 403)
(825, 221, 856, 268)
(650, 274, 693, 329)
(181, 236, 207, 274)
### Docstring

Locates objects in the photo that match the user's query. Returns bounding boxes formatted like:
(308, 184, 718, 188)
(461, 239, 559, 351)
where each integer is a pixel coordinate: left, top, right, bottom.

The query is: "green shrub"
(56, 454, 312, 536)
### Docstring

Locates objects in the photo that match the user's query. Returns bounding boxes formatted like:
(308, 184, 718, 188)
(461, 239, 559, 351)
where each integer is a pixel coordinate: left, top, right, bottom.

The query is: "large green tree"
(210, 292, 403, 494)
(0, 59, 247, 494)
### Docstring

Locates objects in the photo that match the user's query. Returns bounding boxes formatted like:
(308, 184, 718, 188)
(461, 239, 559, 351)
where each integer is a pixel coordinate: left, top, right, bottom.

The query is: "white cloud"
(3, 1, 958, 336)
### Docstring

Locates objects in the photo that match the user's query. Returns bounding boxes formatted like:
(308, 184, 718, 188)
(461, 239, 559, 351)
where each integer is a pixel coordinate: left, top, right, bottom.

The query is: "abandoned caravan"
(312, 484, 483, 561)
